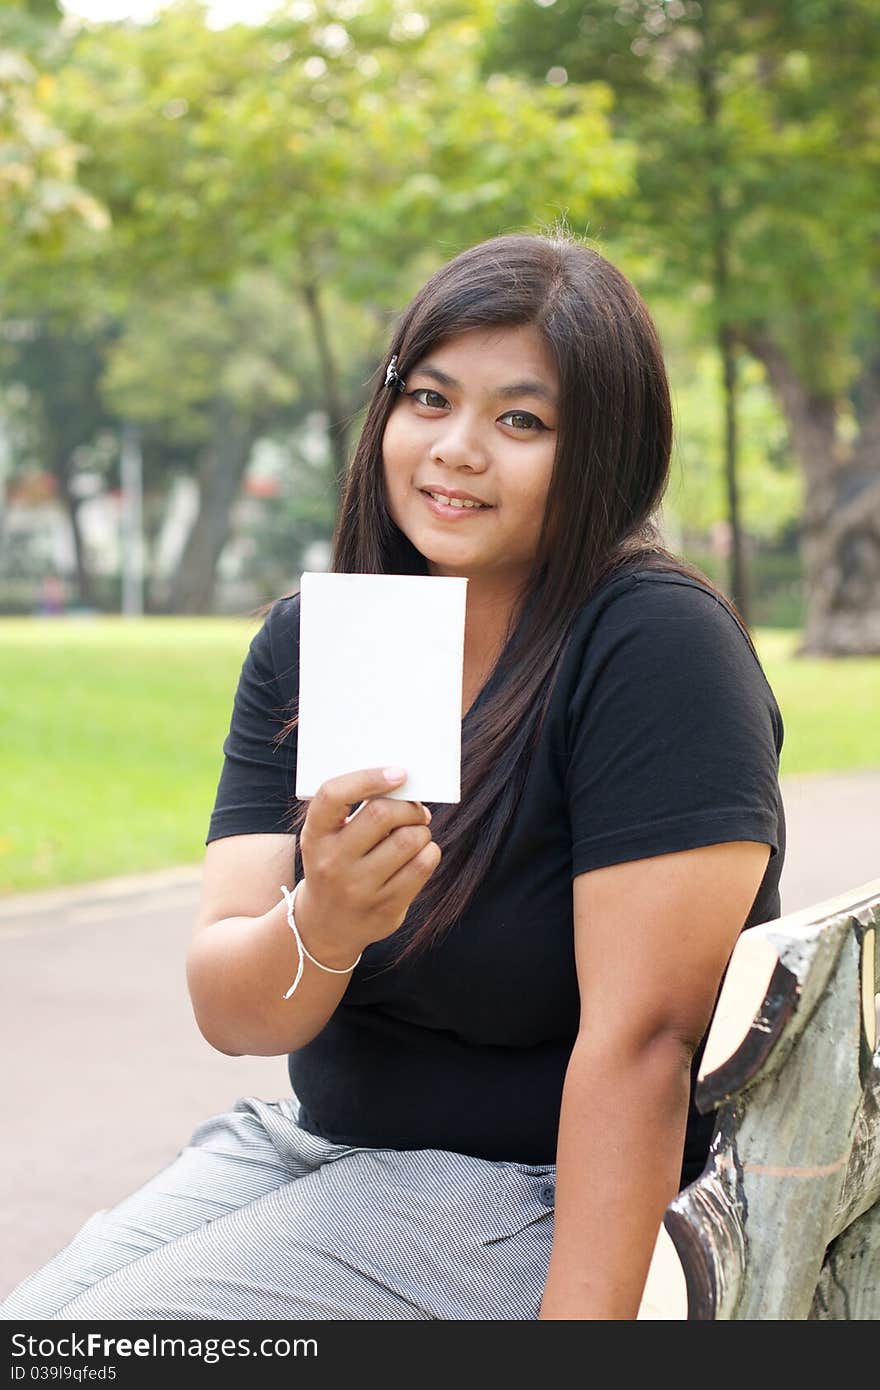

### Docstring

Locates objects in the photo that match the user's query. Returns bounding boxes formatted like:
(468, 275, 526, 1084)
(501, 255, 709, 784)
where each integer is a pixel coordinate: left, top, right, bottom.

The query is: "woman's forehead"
(412, 324, 558, 385)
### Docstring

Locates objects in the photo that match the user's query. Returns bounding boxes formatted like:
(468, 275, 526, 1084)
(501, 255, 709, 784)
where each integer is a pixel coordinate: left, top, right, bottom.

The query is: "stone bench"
(638, 875, 880, 1319)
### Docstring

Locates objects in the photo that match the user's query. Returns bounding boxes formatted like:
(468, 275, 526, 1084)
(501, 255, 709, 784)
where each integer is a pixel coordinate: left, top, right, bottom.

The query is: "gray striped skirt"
(0, 1095, 556, 1321)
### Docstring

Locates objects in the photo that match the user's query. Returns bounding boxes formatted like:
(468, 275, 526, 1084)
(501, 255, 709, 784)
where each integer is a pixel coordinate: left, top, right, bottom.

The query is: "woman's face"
(381, 324, 559, 587)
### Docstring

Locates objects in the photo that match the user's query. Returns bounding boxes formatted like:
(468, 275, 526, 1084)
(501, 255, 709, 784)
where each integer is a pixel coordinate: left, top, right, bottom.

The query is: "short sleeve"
(566, 577, 784, 877)
(205, 595, 300, 844)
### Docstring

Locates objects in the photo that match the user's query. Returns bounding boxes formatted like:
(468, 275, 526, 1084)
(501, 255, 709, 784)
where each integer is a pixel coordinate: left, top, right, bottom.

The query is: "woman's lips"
(420, 490, 493, 520)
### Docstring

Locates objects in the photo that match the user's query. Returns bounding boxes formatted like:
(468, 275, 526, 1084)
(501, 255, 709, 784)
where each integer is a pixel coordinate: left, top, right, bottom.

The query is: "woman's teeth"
(426, 492, 487, 509)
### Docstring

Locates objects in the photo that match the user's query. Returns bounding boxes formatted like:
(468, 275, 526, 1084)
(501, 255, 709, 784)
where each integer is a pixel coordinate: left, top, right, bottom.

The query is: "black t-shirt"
(206, 568, 786, 1187)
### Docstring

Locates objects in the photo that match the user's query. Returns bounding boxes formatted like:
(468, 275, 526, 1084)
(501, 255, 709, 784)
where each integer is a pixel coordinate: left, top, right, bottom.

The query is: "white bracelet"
(279, 881, 363, 1000)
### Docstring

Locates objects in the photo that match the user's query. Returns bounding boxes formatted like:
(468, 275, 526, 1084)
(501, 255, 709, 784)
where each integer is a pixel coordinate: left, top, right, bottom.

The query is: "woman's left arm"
(538, 838, 771, 1320)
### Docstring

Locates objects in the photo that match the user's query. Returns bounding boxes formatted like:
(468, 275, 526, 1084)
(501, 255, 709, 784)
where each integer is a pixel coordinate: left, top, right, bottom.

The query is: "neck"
(462, 578, 528, 676)
(426, 561, 532, 672)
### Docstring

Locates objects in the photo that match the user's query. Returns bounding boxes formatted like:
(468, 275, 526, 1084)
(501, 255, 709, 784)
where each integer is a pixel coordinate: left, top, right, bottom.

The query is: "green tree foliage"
(46, 0, 627, 291)
(485, 0, 880, 648)
(0, 2, 106, 253)
(15, 2, 871, 622)
(485, 0, 878, 381)
(3, 0, 628, 608)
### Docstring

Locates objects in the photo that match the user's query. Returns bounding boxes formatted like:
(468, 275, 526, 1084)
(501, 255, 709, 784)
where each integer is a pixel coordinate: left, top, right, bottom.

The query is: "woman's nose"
(429, 416, 489, 470)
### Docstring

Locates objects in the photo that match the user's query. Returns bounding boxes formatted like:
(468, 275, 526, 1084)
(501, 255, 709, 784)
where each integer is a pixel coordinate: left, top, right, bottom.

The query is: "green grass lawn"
(755, 629, 880, 773)
(1, 617, 878, 896)
(0, 614, 265, 896)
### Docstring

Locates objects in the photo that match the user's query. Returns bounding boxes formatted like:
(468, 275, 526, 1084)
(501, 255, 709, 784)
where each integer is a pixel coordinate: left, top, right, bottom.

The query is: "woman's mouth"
(420, 490, 493, 519)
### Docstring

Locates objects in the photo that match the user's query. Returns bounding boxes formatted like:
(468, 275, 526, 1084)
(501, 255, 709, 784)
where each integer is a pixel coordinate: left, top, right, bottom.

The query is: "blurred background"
(1, 0, 878, 894)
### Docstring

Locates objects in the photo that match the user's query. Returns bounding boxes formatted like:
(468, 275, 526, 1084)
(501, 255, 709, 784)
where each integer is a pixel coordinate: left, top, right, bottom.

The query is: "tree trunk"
(300, 280, 350, 495)
(168, 400, 252, 614)
(55, 457, 94, 608)
(697, 14, 750, 626)
(719, 324, 749, 624)
(745, 331, 880, 655)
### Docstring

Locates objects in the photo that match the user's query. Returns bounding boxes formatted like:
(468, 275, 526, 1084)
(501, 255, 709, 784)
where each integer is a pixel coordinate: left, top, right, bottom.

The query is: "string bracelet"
(279, 881, 363, 1000)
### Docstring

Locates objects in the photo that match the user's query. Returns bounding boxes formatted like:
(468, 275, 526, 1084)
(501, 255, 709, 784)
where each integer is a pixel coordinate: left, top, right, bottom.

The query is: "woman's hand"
(295, 767, 441, 958)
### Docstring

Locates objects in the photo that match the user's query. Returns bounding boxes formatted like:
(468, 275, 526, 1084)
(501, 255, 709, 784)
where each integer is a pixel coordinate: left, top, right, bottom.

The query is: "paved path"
(1, 768, 878, 1302)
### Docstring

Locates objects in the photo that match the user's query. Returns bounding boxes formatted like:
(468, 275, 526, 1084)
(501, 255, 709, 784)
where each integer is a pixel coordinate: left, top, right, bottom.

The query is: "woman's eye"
(408, 391, 547, 432)
(410, 388, 448, 409)
(501, 411, 546, 432)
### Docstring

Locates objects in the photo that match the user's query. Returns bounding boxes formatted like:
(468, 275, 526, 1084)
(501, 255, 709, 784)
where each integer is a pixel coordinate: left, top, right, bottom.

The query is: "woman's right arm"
(186, 832, 351, 1057)
(186, 767, 439, 1057)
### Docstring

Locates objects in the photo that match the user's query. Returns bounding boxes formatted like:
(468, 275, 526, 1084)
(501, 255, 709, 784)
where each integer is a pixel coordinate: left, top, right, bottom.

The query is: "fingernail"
(383, 766, 407, 783)
(423, 806, 432, 823)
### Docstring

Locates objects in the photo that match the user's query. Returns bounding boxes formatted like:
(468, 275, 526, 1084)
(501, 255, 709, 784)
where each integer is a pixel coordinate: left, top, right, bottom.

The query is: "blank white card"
(295, 572, 468, 803)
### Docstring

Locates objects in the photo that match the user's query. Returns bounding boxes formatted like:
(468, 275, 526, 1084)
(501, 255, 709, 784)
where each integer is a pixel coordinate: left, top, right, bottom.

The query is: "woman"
(1, 230, 785, 1321)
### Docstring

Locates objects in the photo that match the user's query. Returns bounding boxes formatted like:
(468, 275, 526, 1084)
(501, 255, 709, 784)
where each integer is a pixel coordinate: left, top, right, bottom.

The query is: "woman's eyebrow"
(414, 364, 557, 407)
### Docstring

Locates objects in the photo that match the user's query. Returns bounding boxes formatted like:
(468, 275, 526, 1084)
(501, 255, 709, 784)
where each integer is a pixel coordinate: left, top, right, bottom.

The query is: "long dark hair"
(273, 229, 756, 967)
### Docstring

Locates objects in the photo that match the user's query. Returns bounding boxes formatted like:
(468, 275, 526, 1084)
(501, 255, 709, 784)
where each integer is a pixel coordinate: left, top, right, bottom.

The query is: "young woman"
(1, 230, 785, 1321)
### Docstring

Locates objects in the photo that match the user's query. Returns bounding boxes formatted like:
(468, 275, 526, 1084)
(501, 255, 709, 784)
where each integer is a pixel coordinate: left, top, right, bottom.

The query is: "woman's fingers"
(306, 769, 430, 848)
(346, 798, 431, 827)
(338, 794, 432, 863)
(305, 768, 420, 832)
(382, 838, 443, 899)
(298, 768, 438, 944)
(361, 820, 437, 887)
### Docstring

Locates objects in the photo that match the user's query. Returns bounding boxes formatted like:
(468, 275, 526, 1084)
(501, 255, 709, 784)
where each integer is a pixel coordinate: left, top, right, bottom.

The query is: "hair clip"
(384, 354, 407, 393)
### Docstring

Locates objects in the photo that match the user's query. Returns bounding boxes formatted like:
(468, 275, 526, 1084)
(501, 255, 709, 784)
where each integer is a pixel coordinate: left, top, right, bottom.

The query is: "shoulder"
(560, 567, 782, 741)
(252, 590, 301, 654)
(573, 567, 748, 637)
(240, 591, 301, 700)
(565, 568, 759, 671)
(260, 590, 301, 639)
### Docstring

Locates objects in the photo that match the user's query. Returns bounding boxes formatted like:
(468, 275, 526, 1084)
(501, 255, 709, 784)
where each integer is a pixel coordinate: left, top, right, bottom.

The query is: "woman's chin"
(408, 534, 481, 570)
